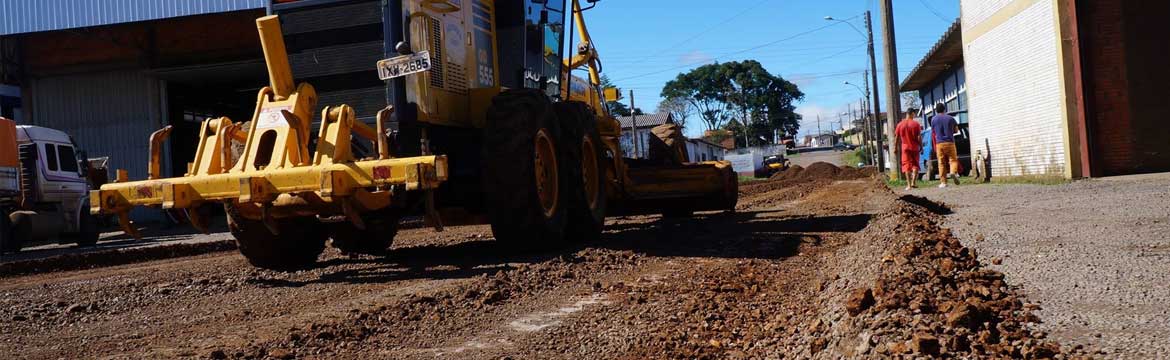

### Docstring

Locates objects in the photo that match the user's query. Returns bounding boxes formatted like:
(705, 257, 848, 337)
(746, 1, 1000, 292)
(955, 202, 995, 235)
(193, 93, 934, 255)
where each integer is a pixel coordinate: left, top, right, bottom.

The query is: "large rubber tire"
(482, 89, 569, 247)
(224, 203, 328, 271)
(75, 198, 99, 247)
(328, 209, 400, 256)
(554, 101, 608, 243)
(0, 211, 15, 253)
(721, 165, 739, 211)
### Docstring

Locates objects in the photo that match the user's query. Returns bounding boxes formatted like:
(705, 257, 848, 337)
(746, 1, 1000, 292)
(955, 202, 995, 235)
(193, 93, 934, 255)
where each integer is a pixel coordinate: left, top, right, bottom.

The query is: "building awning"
(0, 0, 267, 36)
(900, 19, 963, 91)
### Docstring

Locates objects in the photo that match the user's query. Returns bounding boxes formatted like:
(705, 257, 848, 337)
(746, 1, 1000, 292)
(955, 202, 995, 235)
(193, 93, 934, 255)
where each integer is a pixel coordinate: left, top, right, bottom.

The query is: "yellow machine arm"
(92, 15, 448, 238)
(564, 0, 601, 87)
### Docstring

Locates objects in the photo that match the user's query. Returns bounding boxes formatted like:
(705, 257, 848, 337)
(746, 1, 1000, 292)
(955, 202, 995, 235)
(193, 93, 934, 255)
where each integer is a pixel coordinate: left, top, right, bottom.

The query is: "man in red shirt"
(894, 108, 923, 190)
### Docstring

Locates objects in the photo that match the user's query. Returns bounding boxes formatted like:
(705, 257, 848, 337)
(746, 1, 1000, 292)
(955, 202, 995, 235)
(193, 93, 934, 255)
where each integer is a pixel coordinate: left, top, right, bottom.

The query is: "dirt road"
(1, 165, 1078, 359)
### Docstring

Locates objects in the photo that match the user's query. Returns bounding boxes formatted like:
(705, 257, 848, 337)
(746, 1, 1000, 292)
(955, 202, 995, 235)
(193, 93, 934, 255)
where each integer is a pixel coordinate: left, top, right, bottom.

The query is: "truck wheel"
(482, 89, 568, 247)
(74, 198, 99, 247)
(720, 165, 739, 211)
(329, 209, 400, 255)
(0, 211, 16, 253)
(554, 101, 608, 243)
(76, 210, 99, 247)
(224, 203, 327, 271)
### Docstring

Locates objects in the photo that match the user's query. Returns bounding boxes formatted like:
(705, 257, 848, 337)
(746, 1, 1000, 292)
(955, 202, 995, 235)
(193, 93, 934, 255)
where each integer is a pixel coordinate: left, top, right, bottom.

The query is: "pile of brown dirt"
(767, 163, 877, 182)
(619, 184, 1081, 358)
(768, 165, 804, 180)
(785, 194, 1080, 358)
(743, 163, 878, 209)
(800, 162, 841, 180)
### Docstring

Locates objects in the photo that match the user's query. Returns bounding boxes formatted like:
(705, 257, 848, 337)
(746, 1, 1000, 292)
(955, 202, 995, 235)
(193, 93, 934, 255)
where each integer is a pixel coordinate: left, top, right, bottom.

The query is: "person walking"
(894, 108, 923, 190)
(930, 103, 961, 187)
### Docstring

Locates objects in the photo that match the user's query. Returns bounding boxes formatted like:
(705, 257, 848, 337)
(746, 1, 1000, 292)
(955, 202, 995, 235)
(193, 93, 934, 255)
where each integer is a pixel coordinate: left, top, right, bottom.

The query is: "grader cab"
(92, 0, 737, 270)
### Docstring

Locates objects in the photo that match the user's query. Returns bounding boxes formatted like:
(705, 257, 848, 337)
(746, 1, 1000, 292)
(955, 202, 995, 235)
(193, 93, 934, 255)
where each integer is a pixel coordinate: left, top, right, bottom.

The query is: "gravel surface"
(0, 166, 1078, 359)
(912, 176, 1170, 358)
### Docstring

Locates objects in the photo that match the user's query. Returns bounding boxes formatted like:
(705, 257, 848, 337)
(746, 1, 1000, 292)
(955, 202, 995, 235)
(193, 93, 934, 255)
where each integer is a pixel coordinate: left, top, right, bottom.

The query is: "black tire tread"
(482, 89, 567, 247)
(329, 209, 400, 255)
(553, 101, 607, 243)
(224, 203, 327, 271)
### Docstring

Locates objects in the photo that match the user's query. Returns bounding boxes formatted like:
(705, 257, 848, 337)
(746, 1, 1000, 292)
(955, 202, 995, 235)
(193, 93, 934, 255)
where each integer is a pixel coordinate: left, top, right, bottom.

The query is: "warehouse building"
(0, 0, 271, 184)
(957, 0, 1170, 178)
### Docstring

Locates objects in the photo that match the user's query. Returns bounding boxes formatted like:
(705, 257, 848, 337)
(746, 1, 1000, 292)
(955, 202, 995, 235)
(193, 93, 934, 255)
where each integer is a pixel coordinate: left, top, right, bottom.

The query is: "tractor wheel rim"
(533, 129, 559, 218)
(581, 136, 600, 211)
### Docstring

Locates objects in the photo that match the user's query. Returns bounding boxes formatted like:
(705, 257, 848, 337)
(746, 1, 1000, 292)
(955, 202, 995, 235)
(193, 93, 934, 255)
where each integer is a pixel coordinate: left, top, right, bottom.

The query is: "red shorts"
(901, 149, 920, 173)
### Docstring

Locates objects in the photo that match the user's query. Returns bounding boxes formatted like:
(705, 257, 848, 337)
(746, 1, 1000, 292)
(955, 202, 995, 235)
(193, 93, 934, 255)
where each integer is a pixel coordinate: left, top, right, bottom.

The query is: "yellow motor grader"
(92, 0, 737, 270)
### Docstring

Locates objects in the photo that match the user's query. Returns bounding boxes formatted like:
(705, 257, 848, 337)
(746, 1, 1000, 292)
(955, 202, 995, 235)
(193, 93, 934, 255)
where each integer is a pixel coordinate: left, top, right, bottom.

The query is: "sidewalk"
(908, 178, 1170, 358)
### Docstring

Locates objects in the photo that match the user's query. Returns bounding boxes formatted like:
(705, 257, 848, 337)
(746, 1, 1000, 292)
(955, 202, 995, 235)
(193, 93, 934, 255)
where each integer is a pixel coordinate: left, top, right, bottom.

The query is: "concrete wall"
(960, 0, 1068, 177)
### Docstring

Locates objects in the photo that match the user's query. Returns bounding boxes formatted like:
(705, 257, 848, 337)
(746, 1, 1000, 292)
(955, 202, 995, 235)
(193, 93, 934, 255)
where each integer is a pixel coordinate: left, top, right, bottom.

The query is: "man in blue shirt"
(930, 103, 960, 187)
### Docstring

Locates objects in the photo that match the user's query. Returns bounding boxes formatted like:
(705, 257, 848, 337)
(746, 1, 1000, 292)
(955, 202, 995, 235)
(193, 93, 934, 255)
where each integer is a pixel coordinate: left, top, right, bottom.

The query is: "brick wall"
(961, 0, 1068, 177)
(1081, 0, 1132, 176)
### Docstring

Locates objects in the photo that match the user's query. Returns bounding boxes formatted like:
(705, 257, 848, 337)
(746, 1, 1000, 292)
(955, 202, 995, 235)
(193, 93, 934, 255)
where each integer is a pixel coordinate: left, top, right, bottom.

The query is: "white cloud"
(678, 50, 715, 65)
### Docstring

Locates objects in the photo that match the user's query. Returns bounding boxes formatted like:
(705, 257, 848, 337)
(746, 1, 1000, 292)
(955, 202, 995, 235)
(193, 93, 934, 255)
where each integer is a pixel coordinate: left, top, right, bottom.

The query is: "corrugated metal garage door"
(26, 70, 162, 183)
(279, 0, 388, 123)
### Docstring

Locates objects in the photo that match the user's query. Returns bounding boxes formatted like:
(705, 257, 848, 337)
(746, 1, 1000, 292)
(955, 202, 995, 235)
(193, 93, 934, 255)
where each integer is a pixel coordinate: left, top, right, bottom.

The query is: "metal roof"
(0, 0, 267, 36)
(617, 113, 674, 129)
(900, 19, 963, 91)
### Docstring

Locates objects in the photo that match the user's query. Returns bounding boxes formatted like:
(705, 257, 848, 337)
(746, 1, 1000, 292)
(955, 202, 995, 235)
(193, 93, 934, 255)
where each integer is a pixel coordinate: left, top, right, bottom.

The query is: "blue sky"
(577, 0, 960, 138)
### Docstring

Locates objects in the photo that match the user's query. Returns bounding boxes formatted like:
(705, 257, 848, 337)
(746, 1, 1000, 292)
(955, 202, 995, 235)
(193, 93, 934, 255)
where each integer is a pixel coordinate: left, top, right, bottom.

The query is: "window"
(58, 145, 78, 173)
(44, 143, 58, 171)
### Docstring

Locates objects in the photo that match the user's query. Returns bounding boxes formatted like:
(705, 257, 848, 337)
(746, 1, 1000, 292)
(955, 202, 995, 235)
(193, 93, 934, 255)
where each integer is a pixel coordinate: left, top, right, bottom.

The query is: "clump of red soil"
(769, 165, 804, 180)
(800, 162, 841, 179)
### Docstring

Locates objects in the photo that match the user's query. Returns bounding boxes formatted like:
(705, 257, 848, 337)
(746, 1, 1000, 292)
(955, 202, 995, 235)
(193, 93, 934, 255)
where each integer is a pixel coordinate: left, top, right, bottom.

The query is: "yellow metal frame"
(91, 15, 449, 237)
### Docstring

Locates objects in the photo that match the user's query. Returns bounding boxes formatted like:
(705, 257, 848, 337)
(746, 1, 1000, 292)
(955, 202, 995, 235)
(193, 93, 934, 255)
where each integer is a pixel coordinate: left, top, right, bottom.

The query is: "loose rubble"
(0, 162, 1084, 359)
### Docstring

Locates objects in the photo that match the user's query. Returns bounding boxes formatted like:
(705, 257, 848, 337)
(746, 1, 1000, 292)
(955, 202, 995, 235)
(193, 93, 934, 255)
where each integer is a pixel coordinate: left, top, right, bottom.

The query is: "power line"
(611, 16, 858, 82)
(917, 0, 954, 23)
(620, 0, 771, 67)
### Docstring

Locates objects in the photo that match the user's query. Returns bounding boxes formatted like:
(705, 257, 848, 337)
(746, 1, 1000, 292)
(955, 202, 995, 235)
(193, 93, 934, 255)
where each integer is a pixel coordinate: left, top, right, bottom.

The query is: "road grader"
(91, 0, 738, 270)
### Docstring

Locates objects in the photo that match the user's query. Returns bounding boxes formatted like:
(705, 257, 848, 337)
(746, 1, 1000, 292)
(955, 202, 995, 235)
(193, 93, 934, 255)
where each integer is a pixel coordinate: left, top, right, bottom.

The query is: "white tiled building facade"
(961, 0, 1070, 177)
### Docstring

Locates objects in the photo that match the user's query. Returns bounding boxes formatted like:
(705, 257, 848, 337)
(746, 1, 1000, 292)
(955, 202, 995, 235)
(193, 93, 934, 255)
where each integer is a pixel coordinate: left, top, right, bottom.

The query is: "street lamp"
(827, 12, 885, 172)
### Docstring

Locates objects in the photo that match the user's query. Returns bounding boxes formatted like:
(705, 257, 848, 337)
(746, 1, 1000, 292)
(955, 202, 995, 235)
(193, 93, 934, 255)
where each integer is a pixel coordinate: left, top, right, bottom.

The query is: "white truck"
(1, 117, 101, 252)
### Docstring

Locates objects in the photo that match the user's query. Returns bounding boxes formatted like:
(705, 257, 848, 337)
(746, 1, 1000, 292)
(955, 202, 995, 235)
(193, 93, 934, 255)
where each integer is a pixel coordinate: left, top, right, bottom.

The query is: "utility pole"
(816, 114, 822, 145)
(864, 11, 885, 172)
(862, 97, 873, 165)
(878, 0, 903, 180)
(629, 90, 638, 158)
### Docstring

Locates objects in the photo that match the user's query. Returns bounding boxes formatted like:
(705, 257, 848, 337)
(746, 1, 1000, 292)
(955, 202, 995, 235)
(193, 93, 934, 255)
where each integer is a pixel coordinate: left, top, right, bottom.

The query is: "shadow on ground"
(252, 210, 873, 287)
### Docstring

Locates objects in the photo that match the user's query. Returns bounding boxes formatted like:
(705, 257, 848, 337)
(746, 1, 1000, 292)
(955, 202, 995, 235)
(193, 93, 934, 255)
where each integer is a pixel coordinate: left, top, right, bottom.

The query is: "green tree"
(661, 63, 732, 131)
(599, 75, 643, 117)
(664, 60, 803, 145)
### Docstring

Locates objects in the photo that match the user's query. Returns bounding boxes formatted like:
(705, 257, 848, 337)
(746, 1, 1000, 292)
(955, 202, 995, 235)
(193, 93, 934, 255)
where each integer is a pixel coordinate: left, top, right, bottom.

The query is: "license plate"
(377, 51, 432, 80)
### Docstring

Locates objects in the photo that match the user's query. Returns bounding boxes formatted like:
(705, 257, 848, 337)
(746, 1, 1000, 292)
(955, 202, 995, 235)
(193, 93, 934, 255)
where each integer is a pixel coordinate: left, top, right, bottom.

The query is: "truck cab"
(1, 118, 99, 252)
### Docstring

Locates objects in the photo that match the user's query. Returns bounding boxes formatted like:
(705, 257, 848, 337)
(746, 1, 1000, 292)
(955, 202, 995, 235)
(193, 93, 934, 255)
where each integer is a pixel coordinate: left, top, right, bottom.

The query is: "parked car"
(833, 142, 856, 152)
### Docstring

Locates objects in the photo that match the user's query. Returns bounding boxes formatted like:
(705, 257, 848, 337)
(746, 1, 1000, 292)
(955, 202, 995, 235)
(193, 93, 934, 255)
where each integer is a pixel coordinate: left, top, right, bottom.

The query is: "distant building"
(950, 1, 1170, 178)
(803, 134, 837, 148)
(685, 137, 728, 162)
(617, 113, 674, 159)
(902, 20, 966, 127)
